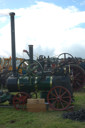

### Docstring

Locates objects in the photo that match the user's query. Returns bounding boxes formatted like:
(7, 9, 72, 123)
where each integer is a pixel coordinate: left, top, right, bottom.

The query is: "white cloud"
(0, 1, 85, 58)
(0, 17, 7, 23)
(0, 9, 10, 16)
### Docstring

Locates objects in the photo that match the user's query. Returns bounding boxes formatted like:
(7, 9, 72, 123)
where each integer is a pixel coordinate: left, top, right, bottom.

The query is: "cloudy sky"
(0, 0, 85, 59)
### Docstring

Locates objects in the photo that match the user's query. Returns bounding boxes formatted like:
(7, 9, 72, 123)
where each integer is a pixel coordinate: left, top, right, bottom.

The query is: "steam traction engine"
(7, 55, 73, 111)
(0, 12, 73, 111)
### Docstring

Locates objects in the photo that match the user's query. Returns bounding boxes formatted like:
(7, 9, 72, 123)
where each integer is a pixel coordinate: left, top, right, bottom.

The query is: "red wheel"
(47, 86, 71, 111)
(13, 92, 30, 110)
(69, 64, 85, 91)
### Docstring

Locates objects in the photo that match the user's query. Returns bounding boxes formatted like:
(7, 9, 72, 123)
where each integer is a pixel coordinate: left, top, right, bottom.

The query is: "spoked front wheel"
(13, 92, 30, 110)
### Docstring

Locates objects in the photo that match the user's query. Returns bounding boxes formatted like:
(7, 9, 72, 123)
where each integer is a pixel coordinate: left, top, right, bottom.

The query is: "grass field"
(0, 91, 85, 128)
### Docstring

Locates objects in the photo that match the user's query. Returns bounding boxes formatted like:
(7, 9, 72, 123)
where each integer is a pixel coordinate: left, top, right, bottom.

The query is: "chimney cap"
(9, 12, 15, 16)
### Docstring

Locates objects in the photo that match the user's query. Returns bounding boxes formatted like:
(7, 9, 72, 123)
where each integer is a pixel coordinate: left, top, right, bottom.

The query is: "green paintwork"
(17, 76, 52, 92)
(0, 92, 12, 103)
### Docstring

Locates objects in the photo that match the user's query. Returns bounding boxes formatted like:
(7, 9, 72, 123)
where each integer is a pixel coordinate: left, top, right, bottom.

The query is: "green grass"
(73, 91, 85, 110)
(0, 91, 85, 128)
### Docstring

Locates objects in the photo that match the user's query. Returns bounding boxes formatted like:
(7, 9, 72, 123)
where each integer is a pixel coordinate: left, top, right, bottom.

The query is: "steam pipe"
(9, 12, 16, 76)
(28, 45, 33, 63)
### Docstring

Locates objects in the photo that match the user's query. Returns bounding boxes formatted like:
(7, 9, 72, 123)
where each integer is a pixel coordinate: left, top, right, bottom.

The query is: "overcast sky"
(0, 0, 85, 58)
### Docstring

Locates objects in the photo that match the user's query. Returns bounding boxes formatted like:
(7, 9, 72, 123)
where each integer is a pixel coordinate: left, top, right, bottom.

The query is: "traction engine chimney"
(9, 12, 16, 76)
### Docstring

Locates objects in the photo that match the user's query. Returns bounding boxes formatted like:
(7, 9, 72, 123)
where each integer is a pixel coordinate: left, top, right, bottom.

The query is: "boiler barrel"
(6, 75, 72, 96)
(6, 76, 51, 92)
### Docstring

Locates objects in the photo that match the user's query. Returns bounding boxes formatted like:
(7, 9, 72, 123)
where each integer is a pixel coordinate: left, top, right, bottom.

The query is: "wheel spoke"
(60, 100, 64, 108)
(50, 92, 57, 97)
(14, 101, 19, 104)
(51, 100, 57, 106)
(14, 97, 20, 101)
(62, 96, 70, 99)
(74, 73, 80, 78)
(61, 91, 67, 97)
(54, 89, 58, 97)
(74, 78, 82, 82)
(61, 99, 69, 104)
(49, 97, 57, 100)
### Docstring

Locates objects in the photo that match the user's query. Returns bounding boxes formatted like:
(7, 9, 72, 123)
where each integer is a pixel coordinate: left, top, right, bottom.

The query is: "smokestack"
(29, 45, 33, 63)
(9, 12, 16, 76)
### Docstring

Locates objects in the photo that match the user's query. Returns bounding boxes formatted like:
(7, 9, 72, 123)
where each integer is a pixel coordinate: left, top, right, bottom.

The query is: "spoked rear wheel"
(47, 86, 71, 111)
